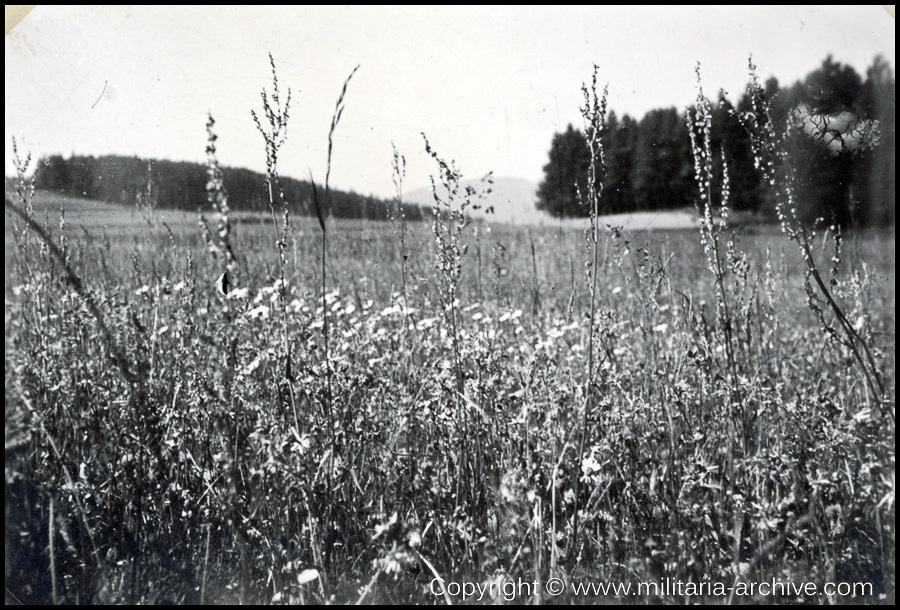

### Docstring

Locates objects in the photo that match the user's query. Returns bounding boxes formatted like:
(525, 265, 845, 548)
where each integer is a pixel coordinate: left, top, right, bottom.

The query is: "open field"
(6, 6, 894, 605)
(5, 188, 895, 604)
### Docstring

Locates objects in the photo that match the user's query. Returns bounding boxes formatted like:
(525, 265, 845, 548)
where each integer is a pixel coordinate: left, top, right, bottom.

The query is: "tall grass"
(4, 54, 894, 604)
(390, 141, 413, 336)
(572, 64, 608, 559)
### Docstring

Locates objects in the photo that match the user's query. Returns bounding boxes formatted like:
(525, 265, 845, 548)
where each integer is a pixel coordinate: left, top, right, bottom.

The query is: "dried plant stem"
(318, 63, 359, 575)
(686, 65, 745, 427)
(800, 233, 887, 414)
(201, 524, 211, 604)
(49, 496, 58, 605)
(251, 53, 295, 389)
(572, 64, 608, 558)
(741, 56, 888, 419)
(391, 142, 413, 336)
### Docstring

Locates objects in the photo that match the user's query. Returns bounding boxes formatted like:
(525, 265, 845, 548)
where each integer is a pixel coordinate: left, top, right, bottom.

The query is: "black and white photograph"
(5, 5, 895, 604)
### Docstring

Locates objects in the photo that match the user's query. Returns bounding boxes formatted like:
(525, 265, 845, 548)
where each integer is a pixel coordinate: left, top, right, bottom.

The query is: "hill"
(31, 154, 424, 222)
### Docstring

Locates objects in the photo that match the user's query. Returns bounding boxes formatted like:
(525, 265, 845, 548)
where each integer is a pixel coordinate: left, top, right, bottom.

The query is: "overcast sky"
(4, 6, 894, 199)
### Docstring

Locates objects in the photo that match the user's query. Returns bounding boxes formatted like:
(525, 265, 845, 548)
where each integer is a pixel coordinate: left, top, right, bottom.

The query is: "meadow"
(4, 63, 895, 604)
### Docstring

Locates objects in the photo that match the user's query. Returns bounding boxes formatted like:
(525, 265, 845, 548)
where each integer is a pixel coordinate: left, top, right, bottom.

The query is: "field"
(5, 185, 895, 604)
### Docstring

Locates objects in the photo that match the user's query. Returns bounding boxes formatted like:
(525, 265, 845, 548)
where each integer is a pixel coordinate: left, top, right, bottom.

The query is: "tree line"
(33, 154, 424, 222)
(537, 55, 895, 227)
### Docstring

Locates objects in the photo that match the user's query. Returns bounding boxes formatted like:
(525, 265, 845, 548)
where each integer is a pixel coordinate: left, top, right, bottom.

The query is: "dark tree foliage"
(714, 94, 761, 212)
(858, 55, 895, 227)
(604, 112, 638, 214)
(32, 154, 422, 222)
(536, 124, 595, 217)
(632, 107, 694, 212)
(761, 55, 894, 229)
(37, 155, 71, 193)
(787, 56, 867, 227)
(537, 55, 895, 228)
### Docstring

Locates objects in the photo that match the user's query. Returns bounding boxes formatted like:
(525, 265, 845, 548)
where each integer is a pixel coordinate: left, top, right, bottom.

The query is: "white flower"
(416, 317, 438, 330)
(247, 305, 270, 320)
(243, 357, 261, 375)
(582, 454, 601, 475)
(372, 512, 398, 539)
(407, 530, 422, 548)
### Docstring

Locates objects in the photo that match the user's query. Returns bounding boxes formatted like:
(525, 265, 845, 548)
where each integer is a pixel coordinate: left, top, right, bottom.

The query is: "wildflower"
(581, 454, 601, 475)
(416, 317, 438, 330)
(247, 304, 270, 320)
(243, 357, 261, 375)
(228, 287, 249, 300)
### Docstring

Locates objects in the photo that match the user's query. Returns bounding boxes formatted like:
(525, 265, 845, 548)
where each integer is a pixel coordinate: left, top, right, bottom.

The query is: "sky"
(4, 6, 895, 199)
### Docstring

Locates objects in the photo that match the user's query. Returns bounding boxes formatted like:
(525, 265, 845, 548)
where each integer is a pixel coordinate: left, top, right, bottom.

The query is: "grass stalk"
(572, 64, 608, 558)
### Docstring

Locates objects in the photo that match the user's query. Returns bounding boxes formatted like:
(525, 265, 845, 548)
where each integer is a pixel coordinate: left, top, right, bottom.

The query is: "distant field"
(5, 190, 808, 299)
(5, 190, 263, 232)
(5, 188, 895, 604)
(7, 189, 716, 232)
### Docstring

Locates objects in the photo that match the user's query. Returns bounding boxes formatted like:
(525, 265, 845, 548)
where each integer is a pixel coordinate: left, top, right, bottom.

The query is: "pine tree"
(536, 124, 595, 217)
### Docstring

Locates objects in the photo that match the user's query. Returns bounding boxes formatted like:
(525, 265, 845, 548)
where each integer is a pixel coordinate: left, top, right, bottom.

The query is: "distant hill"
(405, 177, 550, 225)
(30, 154, 424, 222)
